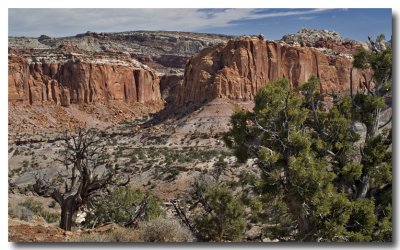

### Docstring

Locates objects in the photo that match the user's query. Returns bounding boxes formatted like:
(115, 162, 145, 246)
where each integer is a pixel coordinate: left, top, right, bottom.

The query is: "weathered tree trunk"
(59, 196, 78, 231)
(298, 213, 313, 241)
(217, 228, 224, 242)
(285, 197, 313, 241)
(355, 175, 370, 199)
(365, 107, 381, 139)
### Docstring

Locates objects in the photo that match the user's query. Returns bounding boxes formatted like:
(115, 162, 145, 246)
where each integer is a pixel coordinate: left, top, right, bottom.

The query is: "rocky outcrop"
(282, 28, 343, 46)
(176, 37, 374, 106)
(281, 28, 362, 54)
(8, 54, 161, 107)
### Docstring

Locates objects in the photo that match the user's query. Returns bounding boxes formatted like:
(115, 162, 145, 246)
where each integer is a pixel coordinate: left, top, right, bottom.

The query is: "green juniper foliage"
(188, 178, 246, 242)
(224, 40, 392, 242)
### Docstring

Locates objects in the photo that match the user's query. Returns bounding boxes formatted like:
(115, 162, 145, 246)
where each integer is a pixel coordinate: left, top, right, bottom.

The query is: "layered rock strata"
(8, 53, 161, 107)
(176, 37, 374, 106)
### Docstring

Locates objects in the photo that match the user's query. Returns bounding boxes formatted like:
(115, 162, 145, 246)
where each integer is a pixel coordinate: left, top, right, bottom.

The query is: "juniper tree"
(33, 128, 130, 231)
(189, 178, 246, 242)
(351, 34, 392, 241)
(353, 34, 392, 137)
(224, 72, 391, 241)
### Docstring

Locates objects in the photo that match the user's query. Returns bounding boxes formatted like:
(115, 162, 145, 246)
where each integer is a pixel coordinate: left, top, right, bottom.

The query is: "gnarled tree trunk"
(59, 196, 78, 231)
(33, 128, 130, 232)
(285, 196, 313, 241)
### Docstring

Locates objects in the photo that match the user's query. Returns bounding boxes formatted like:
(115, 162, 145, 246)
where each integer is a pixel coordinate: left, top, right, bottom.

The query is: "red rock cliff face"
(8, 55, 161, 107)
(176, 37, 374, 105)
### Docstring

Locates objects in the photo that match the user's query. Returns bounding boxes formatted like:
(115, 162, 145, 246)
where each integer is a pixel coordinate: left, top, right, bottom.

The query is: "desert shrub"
(19, 198, 43, 214)
(164, 168, 180, 181)
(19, 206, 35, 221)
(8, 203, 34, 220)
(13, 148, 21, 156)
(8, 203, 16, 218)
(26, 184, 34, 192)
(41, 211, 59, 223)
(210, 157, 227, 181)
(138, 218, 192, 242)
(21, 160, 29, 169)
(83, 187, 165, 228)
(18, 198, 59, 223)
(129, 155, 138, 164)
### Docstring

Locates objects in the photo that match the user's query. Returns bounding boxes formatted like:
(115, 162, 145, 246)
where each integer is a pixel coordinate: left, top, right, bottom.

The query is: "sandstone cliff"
(9, 31, 376, 132)
(8, 53, 161, 107)
(176, 37, 374, 106)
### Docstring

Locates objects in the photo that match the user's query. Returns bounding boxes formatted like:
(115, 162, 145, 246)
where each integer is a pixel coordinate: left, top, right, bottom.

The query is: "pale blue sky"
(9, 8, 392, 41)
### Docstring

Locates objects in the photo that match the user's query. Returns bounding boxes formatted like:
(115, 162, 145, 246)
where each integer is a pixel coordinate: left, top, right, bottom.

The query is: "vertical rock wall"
(8, 55, 161, 106)
(176, 38, 374, 105)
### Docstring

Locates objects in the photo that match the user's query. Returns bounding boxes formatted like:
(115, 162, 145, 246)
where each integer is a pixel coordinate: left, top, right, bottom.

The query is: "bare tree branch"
(378, 115, 392, 130)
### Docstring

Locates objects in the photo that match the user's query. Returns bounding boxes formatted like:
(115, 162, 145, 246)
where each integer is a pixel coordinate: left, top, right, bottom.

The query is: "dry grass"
(71, 218, 193, 242)
(138, 218, 193, 242)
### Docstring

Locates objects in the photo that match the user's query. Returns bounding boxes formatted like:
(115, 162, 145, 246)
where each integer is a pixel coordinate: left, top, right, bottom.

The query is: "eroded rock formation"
(8, 53, 161, 107)
(176, 37, 374, 106)
(9, 30, 376, 132)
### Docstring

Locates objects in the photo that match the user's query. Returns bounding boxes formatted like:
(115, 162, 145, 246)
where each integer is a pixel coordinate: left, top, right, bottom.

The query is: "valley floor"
(8, 99, 261, 242)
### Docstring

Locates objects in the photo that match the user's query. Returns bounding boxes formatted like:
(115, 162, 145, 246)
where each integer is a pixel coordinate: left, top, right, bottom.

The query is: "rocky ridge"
(9, 31, 234, 75)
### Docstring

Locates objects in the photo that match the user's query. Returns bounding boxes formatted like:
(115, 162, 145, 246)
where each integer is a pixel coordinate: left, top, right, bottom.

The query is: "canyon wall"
(176, 37, 374, 105)
(8, 54, 161, 107)
(9, 35, 375, 112)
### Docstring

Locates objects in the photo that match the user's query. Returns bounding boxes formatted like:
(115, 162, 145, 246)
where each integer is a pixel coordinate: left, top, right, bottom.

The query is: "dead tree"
(33, 128, 130, 231)
(171, 199, 198, 236)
